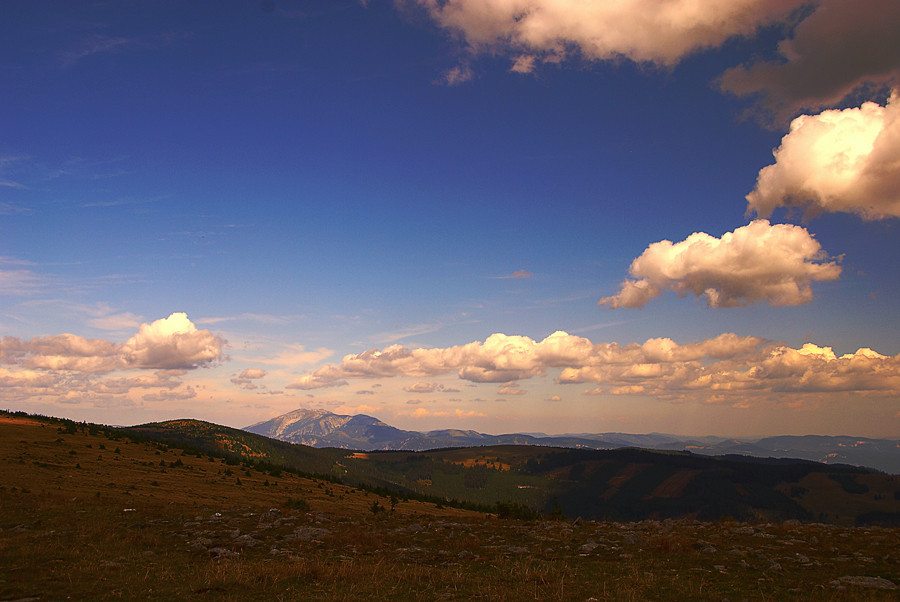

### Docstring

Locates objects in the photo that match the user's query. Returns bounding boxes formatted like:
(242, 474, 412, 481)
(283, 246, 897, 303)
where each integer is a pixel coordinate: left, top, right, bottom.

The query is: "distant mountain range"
(243, 408, 900, 474)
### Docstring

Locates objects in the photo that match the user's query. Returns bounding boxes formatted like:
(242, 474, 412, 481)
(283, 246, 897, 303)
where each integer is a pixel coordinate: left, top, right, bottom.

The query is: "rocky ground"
(8, 500, 896, 600)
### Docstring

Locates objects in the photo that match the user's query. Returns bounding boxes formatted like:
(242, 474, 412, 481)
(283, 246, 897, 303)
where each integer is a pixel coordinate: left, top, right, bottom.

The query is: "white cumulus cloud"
(598, 220, 841, 309)
(120, 312, 225, 369)
(747, 94, 900, 220)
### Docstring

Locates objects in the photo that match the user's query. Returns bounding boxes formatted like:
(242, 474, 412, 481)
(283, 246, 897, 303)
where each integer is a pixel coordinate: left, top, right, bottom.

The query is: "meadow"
(1, 414, 898, 600)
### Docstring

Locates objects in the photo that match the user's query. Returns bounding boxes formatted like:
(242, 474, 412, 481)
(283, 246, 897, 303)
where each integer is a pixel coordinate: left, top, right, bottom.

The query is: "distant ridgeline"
(243, 408, 900, 475)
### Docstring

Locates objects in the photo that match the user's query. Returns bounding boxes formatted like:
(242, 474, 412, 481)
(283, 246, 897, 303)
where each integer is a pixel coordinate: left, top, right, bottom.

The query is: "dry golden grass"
(2, 416, 899, 600)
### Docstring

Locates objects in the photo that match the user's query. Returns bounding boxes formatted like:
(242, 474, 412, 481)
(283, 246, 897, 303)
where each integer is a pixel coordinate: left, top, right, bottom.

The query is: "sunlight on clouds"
(599, 220, 841, 309)
(231, 368, 267, 390)
(747, 93, 900, 220)
(415, 0, 805, 67)
(498, 381, 526, 396)
(509, 55, 536, 74)
(0, 313, 223, 409)
(400, 407, 487, 419)
(438, 63, 473, 85)
(286, 366, 348, 390)
(142, 385, 197, 402)
(291, 329, 900, 405)
(0, 333, 120, 373)
(121, 313, 225, 369)
(402, 382, 444, 393)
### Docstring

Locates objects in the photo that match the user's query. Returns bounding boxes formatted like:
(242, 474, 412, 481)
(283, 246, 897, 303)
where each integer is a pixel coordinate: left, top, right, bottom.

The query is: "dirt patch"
(602, 463, 651, 500)
(447, 458, 511, 471)
(650, 469, 701, 499)
(0, 415, 40, 426)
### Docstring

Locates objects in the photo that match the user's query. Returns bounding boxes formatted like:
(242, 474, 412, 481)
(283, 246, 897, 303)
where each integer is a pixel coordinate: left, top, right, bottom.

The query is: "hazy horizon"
(2, 1, 899, 438)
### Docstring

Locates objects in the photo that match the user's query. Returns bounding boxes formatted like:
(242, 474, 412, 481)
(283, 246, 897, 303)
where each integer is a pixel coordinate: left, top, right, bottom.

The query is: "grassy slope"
(3, 413, 900, 600)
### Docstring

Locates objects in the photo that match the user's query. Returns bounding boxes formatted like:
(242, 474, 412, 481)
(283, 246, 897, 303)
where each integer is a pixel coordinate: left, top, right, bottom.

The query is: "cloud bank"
(747, 94, 900, 220)
(291, 330, 900, 404)
(599, 220, 841, 309)
(414, 0, 804, 68)
(0, 313, 224, 407)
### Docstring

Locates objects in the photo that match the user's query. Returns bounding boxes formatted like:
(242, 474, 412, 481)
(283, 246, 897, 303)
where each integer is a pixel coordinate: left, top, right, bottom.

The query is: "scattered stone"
(830, 576, 898, 590)
(291, 527, 331, 541)
(623, 533, 646, 547)
(208, 547, 238, 559)
(234, 534, 259, 547)
(189, 537, 213, 551)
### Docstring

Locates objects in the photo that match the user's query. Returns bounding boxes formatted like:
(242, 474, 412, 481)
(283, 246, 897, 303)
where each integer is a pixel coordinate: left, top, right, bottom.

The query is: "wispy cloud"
(60, 34, 138, 66)
(0, 269, 44, 296)
(437, 63, 473, 86)
(490, 269, 533, 280)
(245, 344, 334, 367)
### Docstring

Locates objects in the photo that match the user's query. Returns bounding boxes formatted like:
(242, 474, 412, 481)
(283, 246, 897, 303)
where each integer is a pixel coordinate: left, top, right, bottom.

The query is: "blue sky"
(2, 0, 900, 437)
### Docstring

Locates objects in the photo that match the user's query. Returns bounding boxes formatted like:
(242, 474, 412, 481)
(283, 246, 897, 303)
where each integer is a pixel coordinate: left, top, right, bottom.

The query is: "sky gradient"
(2, 0, 899, 438)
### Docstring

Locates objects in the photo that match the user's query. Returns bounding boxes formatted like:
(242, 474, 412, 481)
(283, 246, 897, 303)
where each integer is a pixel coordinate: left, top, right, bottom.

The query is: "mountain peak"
(244, 407, 354, 441)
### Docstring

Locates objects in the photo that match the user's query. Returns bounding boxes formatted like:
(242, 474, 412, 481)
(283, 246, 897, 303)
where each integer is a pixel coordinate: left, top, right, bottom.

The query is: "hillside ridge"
(244, 407, 900, 474)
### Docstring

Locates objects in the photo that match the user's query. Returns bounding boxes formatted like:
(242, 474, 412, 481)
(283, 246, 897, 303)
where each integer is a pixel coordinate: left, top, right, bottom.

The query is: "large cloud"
(413, 0, 804, 68)
(598, 220, 841, 309)
(746, 94, 900, 219)
(720, 0, 900, 121)
(121, 313, 225, 369)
